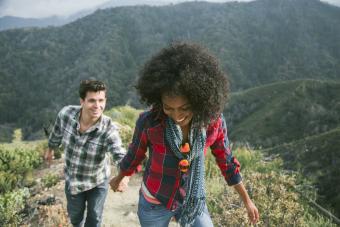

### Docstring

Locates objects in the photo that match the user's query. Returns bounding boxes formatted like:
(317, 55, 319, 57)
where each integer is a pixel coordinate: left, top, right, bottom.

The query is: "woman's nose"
(172, 110, 184, 120)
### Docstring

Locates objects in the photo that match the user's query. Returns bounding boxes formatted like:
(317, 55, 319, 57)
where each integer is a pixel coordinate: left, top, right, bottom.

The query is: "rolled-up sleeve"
(119, 113, 148, 176)
(209, 116, 242, 186)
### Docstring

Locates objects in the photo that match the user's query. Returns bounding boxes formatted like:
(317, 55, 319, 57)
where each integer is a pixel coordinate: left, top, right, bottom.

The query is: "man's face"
(80, 91, 106, 120)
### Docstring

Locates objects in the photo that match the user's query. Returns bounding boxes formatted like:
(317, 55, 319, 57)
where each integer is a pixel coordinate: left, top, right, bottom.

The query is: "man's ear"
(80, 98, 84, 106)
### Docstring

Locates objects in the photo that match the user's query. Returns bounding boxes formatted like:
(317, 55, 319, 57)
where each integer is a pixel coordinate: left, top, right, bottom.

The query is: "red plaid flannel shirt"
(120, 110, 241, 210)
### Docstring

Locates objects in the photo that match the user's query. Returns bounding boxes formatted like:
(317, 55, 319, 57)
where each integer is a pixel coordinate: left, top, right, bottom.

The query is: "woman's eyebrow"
(163, 103, 191, 108)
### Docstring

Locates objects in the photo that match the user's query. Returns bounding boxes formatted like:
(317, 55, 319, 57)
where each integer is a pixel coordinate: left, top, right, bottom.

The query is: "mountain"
(0, 0, 176, 31)
(224, 79, 340, 148)
(223, 79, 340, 217)
(99, 0, 175, 8)
(0, 16, 67, 31)
(0, 0, 340, 139)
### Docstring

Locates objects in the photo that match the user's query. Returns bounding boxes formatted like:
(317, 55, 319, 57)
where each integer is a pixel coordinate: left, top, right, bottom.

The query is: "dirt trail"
(102, 173, 177, 227)
(31, 160, 178, 227)
(102, 174, 141, 227)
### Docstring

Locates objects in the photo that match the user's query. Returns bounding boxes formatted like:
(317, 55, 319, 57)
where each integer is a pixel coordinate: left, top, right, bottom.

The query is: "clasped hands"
(110, 172, 129, 192)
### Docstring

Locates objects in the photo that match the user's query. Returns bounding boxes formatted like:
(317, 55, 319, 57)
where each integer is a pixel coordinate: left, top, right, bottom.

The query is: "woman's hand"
(110, 172, 129, 192)
(245, 200, 259, 224)
(233, 182, 260, 224)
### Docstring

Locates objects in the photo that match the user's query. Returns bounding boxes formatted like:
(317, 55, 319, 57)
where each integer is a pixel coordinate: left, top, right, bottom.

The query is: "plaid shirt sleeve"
(48, 108, 64, 149)
(209, 116, 242, 186)
(119, 112, 148, 176)
(106, 122, 127, 164)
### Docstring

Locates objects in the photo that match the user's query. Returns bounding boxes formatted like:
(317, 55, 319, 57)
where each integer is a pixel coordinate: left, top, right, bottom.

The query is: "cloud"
(323, 0, 340, 6)
(0, 0, 110, 18)
(0, 0, 255, 18)
(0, 0, 339, 19)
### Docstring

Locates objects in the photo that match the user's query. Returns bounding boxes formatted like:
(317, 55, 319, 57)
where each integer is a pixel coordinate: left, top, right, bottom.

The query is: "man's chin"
(91, 113, 102, 118)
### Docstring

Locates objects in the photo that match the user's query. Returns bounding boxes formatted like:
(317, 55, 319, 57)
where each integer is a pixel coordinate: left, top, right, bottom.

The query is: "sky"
(0, 0, 339, 18)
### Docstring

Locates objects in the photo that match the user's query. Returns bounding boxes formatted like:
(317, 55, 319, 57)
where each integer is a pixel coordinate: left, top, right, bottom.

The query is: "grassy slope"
(205, 147, 337, 226)
(225, 79, 340, 148)
(262, 127, 340, 217)
(224, 79, 340, 217)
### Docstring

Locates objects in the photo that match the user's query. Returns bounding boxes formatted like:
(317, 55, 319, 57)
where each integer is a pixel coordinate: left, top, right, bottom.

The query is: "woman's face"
(161, 94, 193, 128)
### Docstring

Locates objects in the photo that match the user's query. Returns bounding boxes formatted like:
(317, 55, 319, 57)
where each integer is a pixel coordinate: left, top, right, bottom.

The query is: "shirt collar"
(151, 106, 167, 126)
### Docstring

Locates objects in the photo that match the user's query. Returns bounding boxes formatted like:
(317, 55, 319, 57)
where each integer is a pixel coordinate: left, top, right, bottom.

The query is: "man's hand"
(44, 148, 54, 166)
(110, 172, 129, 192)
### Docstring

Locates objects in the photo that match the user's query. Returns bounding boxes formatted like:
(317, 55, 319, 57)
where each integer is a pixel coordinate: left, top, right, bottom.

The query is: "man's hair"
(79, 80, 106, 99)
(136, 42, 229, 126)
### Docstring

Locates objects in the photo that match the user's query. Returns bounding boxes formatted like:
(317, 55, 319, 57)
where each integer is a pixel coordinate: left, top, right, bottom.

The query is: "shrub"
(106, 105, 142, 128)
(0, 188, 29, 226)
(0, 145, 42, 193)
(106, 106, 142, 148)
(205, 147, 336, 226)
(42, 173, 60, 188)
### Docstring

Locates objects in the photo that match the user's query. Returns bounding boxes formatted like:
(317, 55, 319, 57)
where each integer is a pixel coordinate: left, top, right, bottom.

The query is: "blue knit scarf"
(165, 117, 206, 227)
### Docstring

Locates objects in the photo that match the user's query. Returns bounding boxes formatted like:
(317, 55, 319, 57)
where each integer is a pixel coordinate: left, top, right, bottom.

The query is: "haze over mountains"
(1, 0, 339, 31)
(0, 0, 185, 31)
(0, 1, 179, 31)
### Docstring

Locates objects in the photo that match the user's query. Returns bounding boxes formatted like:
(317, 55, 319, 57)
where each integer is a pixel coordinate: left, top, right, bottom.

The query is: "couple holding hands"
(45, 42, 259, 227)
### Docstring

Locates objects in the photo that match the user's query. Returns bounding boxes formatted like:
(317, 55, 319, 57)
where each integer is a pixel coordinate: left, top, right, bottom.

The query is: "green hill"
(1, 0, 340, 139)
(262, 128, 340, 218)
(224, 79, 340, 217)
(224, 79, 340, 148)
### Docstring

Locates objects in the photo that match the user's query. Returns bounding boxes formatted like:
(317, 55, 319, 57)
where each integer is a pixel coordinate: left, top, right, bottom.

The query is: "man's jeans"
(137, 194, 214, 227)
(65, 180, 109, 227)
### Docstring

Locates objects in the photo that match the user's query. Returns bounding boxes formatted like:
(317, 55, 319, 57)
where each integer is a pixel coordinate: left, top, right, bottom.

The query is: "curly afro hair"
(136, 42, 229, 127)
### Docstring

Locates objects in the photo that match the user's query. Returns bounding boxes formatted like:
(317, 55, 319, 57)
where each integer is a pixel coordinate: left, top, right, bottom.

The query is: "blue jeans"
(65, 180, 109, 227)
(137, 194, 214, 227)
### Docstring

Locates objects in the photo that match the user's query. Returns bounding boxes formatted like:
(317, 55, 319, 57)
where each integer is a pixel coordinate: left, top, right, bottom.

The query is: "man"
(45, 79, 129, 227)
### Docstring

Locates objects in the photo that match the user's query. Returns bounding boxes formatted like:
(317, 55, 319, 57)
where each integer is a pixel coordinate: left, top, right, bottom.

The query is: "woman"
(111, 42, 259, 226)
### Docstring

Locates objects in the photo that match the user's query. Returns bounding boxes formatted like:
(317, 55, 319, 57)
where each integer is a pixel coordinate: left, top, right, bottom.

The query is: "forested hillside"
(224, 79, 340, 147)
(224, 79, 340, 218)
(0, 0, 340, 139)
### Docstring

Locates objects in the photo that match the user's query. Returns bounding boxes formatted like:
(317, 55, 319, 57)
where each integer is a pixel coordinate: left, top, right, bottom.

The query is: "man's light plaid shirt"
(48, 105, 126, 194)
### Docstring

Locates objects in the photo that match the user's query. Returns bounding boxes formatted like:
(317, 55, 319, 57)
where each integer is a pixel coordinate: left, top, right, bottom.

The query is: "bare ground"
(25, 158, 178, 227)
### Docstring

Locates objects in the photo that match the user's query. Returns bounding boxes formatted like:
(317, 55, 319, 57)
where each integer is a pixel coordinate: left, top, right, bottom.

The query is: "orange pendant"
(180, 142, 190, 153)
(179, 159, 190, 172)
